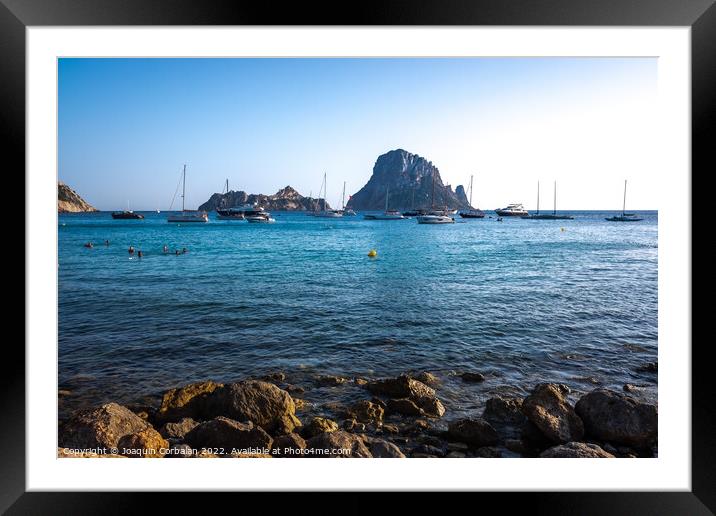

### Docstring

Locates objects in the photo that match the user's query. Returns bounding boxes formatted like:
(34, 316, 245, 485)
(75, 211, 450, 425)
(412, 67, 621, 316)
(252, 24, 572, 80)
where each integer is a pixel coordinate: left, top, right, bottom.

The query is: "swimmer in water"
(182, 247, 187, 254)
(175, 249, 180, 255)
(105, 240, 110, 246)
(137, 250, 143, 258)
(163, 244, 168, 254)
(128, 246, 135, 255)
(84, 242, 93, 248)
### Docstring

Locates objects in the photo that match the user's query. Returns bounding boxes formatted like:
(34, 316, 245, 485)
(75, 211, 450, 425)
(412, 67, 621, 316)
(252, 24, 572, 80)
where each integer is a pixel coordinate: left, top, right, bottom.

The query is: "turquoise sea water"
(58, 211, 658, 422)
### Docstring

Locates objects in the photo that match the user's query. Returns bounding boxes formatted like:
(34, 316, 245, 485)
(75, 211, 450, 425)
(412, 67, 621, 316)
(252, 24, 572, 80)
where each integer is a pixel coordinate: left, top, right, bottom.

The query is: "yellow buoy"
(367, 249, 377, 257)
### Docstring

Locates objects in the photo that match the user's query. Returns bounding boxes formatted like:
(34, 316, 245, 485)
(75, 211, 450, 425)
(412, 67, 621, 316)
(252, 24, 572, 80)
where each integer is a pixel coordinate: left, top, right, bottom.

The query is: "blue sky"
(58, 57, 657, 210)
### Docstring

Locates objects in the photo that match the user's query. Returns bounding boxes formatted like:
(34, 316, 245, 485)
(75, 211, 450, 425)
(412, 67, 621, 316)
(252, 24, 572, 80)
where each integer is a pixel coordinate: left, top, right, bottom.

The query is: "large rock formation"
(58, 181, 98, 213)
(199, 185, 327, 212)
(345, 149, 471, 211)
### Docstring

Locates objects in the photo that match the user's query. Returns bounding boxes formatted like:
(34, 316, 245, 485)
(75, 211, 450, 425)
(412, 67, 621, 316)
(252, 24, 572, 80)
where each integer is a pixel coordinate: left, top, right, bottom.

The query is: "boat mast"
(181, 164, 186, 212)
(431, 171, 436, 209)
(342, 181, 346, 210)
(536, 181, 540, 215)
(385, 186, 389, 211)
(553, 181, 557, 216)
(469, 175, 474, 208)
(622, 179, 627, 216)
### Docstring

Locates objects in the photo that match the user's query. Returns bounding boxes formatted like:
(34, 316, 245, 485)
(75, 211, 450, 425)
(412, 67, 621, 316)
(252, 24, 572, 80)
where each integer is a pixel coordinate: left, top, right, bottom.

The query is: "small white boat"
(313, 173, 343, 218)
(246, 214, 275, 223)
(167, 165, 209, 223)
(315, 209, 343, 218)
(417, 212, 455, 224)
(365, 187, 405, 220)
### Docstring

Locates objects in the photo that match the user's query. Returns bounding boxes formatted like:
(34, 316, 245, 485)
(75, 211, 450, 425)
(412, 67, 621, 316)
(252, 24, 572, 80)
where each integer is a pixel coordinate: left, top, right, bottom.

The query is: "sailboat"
(364, 186, 405, 220)
(112, 200, 144, 219)
(459, 175, 485, 218)
(522, 181, 574, 220)
(315, 173, 343, 218)
(340, 181, 356, 216)
(167, 164, 209, 223)
(606, 180, 643, 222)
(417, 172, 455, 224)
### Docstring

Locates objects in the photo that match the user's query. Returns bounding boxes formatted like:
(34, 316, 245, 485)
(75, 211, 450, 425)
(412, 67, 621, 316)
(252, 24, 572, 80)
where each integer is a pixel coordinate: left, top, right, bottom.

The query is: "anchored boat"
(521, 181, 574, 220)
(459, 174, 485, 219)
(365, 186, 406, 220)
(606, 180, 643, 222)
(495, 203, 528, 217)
(417, 171, 454, 224)
(167, 165, 209, 223)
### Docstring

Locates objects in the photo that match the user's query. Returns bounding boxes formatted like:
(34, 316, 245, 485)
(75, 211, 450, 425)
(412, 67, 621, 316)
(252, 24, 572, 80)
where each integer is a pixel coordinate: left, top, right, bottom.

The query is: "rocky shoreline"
(57, 369, 657, 459)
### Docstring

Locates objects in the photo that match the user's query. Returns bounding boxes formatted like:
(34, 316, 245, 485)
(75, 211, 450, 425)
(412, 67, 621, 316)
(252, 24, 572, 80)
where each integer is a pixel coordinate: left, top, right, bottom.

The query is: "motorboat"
(495, 203, 528, 217)
(111, 211, 144, 220)
(246, 213, 275, 223)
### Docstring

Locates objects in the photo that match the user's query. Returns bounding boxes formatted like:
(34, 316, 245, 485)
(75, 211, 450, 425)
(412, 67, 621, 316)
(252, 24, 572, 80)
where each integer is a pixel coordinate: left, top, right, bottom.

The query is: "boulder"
(575, 389, 657, 448)
(482, 396, 525, 424)
(354, 377, 369, 387)
(349, 400, 385, 423)
(447, 418, 499, 447)
(185, 417, 273, 451)
(156, 380, 223, 423)
(306, 431, 372, 458)
(413, 371, 439, 386)
(367, 374, 434, 399)
(475, 446, 502, 458)
(159, 418, 199, 440)
(540, 442, 615, 458)
(521, 383, 584, 444)
(271, 433, 307, 457)
(60, 402, 150, 449)
(117, 427, 169, 458)
(461, 372, 486, 383)
(635, 362, 658, 373)
(387, 398, 424, 416)
(315, 375, 349, 387)
(366, 438, 406, 458)
(204, 380, 301, 434)
(302, 417, 339, 438)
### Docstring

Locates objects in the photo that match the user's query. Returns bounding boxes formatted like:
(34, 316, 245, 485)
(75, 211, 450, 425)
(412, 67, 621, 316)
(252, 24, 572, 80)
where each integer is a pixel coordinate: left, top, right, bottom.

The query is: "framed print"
(7, 0, 713, 512)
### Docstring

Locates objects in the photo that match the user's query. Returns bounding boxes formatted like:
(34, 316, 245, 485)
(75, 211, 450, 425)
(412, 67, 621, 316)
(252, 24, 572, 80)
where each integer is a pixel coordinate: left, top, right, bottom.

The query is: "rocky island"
(58, 181, 98, 213)
(346, 149, 472, 212)
(199, 186, 329, 212)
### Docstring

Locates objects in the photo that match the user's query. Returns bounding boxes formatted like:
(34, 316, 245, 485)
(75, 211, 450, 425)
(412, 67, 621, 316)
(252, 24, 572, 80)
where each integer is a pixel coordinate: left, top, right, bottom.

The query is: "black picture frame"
(5, 0, 712, 512)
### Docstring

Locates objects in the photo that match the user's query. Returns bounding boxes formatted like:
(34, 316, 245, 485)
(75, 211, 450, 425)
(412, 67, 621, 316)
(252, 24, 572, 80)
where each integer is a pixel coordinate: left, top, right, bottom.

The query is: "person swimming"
(128, 246, 135, 255)
(105, 240, 110, 246)
(175, 249, 180, 255)
(182, 247, 187, 254)
(137, 250, 143, 258)
(83, 242, 93, 248)
(163, 244, 168, 253)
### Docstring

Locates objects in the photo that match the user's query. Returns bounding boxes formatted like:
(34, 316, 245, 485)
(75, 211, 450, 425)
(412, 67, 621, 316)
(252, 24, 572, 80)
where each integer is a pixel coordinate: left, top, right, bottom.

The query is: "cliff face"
(345, 149, 470, 211)
(199, 186, 328, 212)
(58, 182, 98, 213)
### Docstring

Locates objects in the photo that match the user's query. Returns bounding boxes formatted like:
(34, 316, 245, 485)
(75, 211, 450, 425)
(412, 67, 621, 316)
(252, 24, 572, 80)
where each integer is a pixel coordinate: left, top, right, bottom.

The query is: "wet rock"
(413, 444, 445, 457)
(387, 398, 423, 417)
(204, 380, 301, 435)
(504, 439, 528, 455)
(368, 375, 445, 418)
(261, 372, 286, 382)
(520, 420, 553, 451)
(475, 446, 502, 458)
(635, 362, 658, 373)
(271, 433, 307, 457)
(413, 371, 439, 385)
(447, 442, 469, 452)
(446, 451, 466, 458)
(419, 396, 446, 418)
(365, 438, 406, 458)
(156, 380, 223, 423)
(575, 389, 657, 448)
(461, 372, 486, 383)
(159, 418, 198, 440)
(623, 384, 639, 393)
(316, 375, 349, 387)
(354, 377, 369, 387)
(302, 417, 339, 438)
(540, 442, 615, 458)
(293, 398, 308, 411)
(521, 383, 584, 444)
(185, 416, 273, 451)
(306, 431, 372, 458)
(285, 385, 305, 395)
(447, 418, 499, 448)
(400, 419, 431, 435)
(60, 402, 151, 449)
(322, 401, 348, 414)
(117, 427, 169, 458)
(482, 396, 525, 424)
(381, 423, 399, 434)
(349, 400, 385, 423)
(342, 419, 367, 433)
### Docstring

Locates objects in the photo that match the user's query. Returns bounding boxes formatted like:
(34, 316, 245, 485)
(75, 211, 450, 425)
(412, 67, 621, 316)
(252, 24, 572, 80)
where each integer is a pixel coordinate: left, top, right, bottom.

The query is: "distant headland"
(58, 182, 97, 213)
(199, 186, 329, 212)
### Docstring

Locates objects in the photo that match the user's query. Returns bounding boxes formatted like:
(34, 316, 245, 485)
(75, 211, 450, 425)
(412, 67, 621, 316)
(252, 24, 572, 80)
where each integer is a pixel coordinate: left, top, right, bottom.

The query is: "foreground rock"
(204, 380, 301, 434)
(271, 433, 307, 457)
(482, 396, 526, 425)
(540, 442, 615, 458)
(306, 431, 372, 458)
(461, 372, 486, 383)
(447, 418, 499, 448)
(159, 418, 199, 440)
(368, 375, 445, 418)
(60, 402, 150, 449)
(575, 389, 657, 448)
(156, 380, 223, 423)
(302, 417, 339, 438)
(117, 427, 169, 458)
(348, 400, 385, 423)
(522, 383, 584, 444)
(185, 417, 273, 451)
(363, 437, 406, 458)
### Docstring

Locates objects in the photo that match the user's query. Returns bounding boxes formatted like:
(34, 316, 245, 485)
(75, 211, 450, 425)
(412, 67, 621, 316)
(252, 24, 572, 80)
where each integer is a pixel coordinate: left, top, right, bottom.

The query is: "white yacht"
(217, 203, 266, 220)
(167, 165, 209, 223)
(246, 213, 275, 223)
(495, 203, 528, 217)
(314, 173, 343, 218)
(416, 171, 455, 224)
